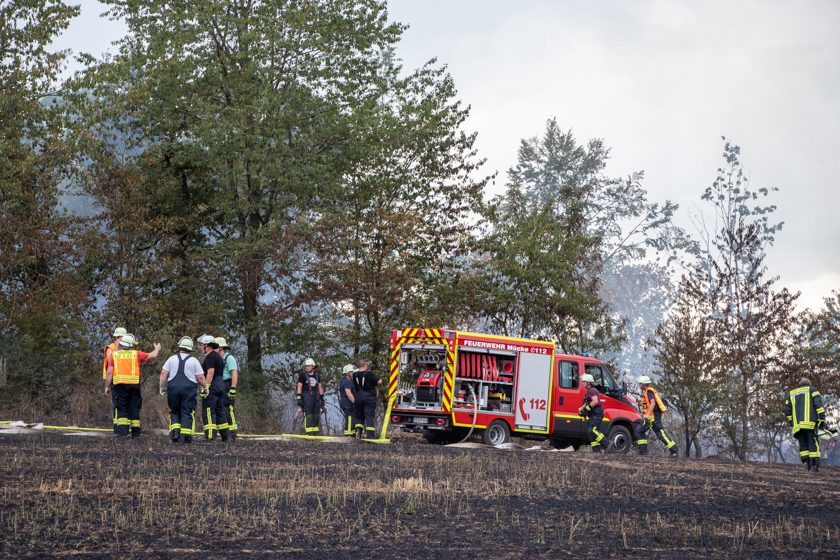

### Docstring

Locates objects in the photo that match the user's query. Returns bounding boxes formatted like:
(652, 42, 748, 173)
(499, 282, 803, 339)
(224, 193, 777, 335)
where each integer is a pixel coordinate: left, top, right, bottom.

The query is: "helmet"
(214, 337, 229, 349)
(342, 364, 356, 375)
(304, 358, 316, 367)
(113, 327, 127, 338)
(197, 334, 216, 346)
(119, 333, 136, 348)
(638, 375, 652, 385)
(581, 373, 595, 384)
(177, 336, 194, 351)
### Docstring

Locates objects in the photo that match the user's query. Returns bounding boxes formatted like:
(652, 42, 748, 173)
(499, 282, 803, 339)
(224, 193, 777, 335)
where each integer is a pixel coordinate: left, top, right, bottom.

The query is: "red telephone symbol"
(518, 397, 530, 421)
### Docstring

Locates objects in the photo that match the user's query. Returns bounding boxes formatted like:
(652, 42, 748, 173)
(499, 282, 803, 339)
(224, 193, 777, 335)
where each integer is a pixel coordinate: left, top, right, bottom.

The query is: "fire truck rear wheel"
(606, 425, 632, 454)
(482, 420, 511, 446)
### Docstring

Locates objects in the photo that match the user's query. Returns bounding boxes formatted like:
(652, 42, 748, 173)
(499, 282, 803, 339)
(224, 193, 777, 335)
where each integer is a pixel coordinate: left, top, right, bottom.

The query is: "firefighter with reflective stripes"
(159, 336, 208, 444)
(637, 375, 678, 457)
(216, 337, 239, 440)
(103, 326, 126, 433)
(339, 364, 356, 436)
(353, 360, 381, 439)
(784, 377, 826, 471)
(578, 373, 606, 452)
(103, 333, 160, 438)
(198, 334, 230, 442)
(296, 358, 324, 435)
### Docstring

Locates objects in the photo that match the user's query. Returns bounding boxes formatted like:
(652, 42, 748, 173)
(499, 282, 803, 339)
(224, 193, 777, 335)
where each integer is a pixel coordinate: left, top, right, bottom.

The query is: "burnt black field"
(0, 432, 837, 559)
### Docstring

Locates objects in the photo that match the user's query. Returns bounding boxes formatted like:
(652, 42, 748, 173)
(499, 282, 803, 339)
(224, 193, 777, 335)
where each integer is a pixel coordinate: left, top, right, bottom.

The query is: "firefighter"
(784, 377, 826, 471)
(296, 358, 324, 435)
(198, 334, 230, 442)
(159, 336, 208, 444)
(578, 373, 606, 452)
(103, 326, 127, 433)
(216, 337, 239, 440)
(103, 333, 161, 438)
(636, 375, 678, 457)
(353, 360, 382, 439)
(339, 364, 356, 436)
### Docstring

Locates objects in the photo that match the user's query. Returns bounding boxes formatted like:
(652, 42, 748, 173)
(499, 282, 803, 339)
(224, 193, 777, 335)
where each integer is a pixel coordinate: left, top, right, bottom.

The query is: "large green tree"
(71, 0, 407, 393)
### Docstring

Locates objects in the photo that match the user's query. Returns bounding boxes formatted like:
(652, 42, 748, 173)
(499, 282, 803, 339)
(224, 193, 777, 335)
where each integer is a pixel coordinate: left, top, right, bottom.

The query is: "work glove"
(296, 394, 303, 409)
(159, 385, 167, 396)
(227, 388, 236, 403)
(199, 387, 208, 399)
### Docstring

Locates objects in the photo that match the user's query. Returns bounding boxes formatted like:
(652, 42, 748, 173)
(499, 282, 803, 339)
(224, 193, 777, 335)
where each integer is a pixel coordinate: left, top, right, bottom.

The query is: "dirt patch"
(0, 433, 837, 559)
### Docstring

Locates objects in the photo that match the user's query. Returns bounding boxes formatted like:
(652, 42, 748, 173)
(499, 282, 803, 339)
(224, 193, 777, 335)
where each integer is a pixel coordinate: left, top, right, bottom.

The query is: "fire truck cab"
(387, 328, 641, 452)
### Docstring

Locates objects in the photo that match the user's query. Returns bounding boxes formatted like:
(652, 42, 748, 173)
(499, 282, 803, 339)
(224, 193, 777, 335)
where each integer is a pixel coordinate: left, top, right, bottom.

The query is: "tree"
(800, 290, 840, 396)
(679, 140, 800, 461)
(469, 119, 683, 354)
(305, 61, 487, 371)
(649, 275, 722, 458)
(71, 0, 410, 401)
(0, 0, 92, 413)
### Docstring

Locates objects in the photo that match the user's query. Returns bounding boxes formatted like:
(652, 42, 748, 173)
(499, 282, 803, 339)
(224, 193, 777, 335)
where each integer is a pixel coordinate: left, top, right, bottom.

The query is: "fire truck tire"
(606, 424, 632, 454)
(482, 420, 511, 446)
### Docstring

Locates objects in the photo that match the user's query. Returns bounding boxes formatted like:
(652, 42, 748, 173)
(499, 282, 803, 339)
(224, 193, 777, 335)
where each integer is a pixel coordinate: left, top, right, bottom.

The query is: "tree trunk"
(241, 259, 263, 379)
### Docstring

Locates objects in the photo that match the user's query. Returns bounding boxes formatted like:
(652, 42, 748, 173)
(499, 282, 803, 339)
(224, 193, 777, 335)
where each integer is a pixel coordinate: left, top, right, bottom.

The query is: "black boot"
(813, 458, 820, 472)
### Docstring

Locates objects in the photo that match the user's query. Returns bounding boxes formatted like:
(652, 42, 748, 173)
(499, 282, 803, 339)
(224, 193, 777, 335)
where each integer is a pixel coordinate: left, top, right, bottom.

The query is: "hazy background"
(53, 0, 840, 310)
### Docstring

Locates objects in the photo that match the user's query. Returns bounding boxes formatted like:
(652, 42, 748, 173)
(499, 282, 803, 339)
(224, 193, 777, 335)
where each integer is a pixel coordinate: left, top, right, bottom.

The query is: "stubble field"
(0, 432, 837, 559)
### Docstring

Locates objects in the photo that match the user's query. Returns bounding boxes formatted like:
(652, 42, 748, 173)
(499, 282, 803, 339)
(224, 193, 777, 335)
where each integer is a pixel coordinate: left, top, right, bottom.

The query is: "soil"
(0, 431, 837, 559)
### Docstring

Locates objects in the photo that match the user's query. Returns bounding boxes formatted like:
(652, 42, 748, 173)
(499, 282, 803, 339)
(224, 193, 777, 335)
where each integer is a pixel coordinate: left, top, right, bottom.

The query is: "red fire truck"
(387, 328, 641, 451)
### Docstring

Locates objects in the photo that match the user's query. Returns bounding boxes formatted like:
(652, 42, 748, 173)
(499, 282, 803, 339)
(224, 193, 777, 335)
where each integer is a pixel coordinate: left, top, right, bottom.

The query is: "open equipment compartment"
(395, 343, 448, 410)
(453, 349, 516, 414)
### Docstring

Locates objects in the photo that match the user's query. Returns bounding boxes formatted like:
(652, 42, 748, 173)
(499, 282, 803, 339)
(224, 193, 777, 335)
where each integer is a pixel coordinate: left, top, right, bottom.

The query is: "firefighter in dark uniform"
(784, 377, 826, 471)
(353, 360, 382, 439)
(104, 333, 160, 438)
(159, 336, 208, 444)
(578, 373, 606, 452)
(637, 375, 678, 457)
(296, 358, 325, 435)
(198, 334, 230, 442)
(339, 364, 356, 436)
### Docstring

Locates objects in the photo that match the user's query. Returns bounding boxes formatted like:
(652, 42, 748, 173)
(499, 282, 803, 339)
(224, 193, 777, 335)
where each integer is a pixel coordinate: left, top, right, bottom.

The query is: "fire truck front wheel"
(606, 424, 632, 454)
(482, 420, 511, 446)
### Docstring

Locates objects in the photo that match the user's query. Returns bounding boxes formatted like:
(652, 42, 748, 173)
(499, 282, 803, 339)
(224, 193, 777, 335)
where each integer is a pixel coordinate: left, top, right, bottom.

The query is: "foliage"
(0, 0, 94, 411)
(467, 119, 684, 354)
(655, 140, 801, 461)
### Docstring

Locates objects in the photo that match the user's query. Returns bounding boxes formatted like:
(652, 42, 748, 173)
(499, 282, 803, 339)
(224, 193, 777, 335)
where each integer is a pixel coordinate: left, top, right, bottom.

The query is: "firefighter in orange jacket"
(637, 375, 678, 456)
(103, 327, 127, 433)
(784, 377, 826, 471)
(104, 333, 161, 438)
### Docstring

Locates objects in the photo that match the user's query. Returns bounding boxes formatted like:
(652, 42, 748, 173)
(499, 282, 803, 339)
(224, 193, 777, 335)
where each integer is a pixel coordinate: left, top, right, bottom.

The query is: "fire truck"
(387, 328, 641, 451)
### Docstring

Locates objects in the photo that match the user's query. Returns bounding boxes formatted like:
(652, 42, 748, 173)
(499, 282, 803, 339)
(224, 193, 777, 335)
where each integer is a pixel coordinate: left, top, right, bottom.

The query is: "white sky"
(54, 0, 840, 311)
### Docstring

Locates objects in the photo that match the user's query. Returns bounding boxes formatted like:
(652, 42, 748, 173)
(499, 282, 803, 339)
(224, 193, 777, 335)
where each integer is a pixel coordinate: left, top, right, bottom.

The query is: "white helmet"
(342, 364, 356, 375)
(304, 358, 316, 367)
(214, 337, 229, 349)
(581, 373, 595, 384)
(119, 333, 136, 348)
(638, 375, 652, 385)
(177, 336, 194, 351)
(197, 334, 216, 346)
(113, 327, 127, 338)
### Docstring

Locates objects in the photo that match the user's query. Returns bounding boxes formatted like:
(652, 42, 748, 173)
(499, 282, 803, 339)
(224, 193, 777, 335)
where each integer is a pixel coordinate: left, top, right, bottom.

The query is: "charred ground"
(0, 432, 837, 559)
